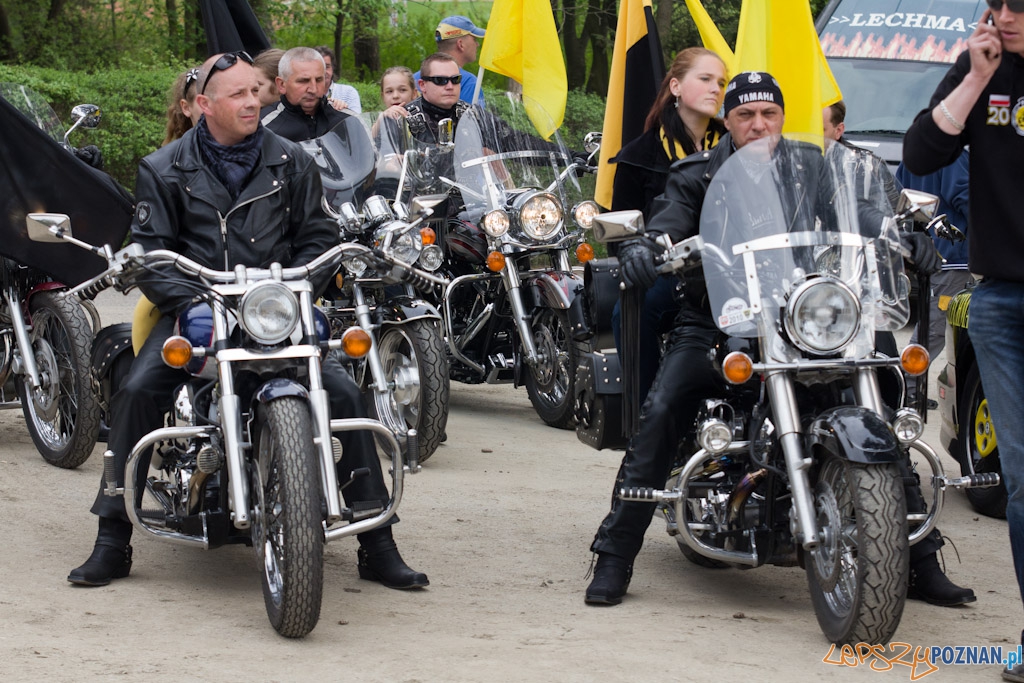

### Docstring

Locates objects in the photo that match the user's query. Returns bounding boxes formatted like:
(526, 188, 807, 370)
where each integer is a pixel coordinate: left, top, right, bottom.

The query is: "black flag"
(199, 0, 271, 57)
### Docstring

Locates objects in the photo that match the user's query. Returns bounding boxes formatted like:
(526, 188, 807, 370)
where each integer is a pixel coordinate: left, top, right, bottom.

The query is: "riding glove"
(618, 241, 658, 290)
(900, 231, 943, 276)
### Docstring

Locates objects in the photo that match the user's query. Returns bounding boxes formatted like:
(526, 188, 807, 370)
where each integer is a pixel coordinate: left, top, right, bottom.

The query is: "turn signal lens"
(335, 272, 344, 289)
(340, 327, 372, 358)
(486, 251, 505, 272)
(575, 242, 595, 263)
(419, 226, 437, 245)
(162, 335, 193, 369)
(722, 351, 753, 384)
(900, 343, 930, 377)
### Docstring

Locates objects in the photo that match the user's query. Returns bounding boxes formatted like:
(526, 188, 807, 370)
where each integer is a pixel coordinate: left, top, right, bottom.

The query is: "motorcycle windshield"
(453, 94, 582, 226)
(0, 83, 65, 142)
(699, 134, 910, 361)
(300, 114, 377, 210)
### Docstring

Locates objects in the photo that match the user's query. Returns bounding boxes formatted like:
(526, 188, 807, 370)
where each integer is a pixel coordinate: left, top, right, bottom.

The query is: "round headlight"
(375, 224, 422, 265)
(783, 277, 861, 355)
(517, 192, 562, 240)
(483, 209, 510, 237)
(891, 408, 924, 444)
(239, 281, 299, 345)
(698, 418, 733, 454)
(419, 244, 444, 271)
(344, 256, 369, 278)
(572, 200, 600, 229)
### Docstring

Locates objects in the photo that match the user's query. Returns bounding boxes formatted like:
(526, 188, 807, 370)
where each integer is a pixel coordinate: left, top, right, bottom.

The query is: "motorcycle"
(301, 115, 451, 462)
(0, 84, 131, 468)
(591, 135, 998, 644)
(27, 213, 416, 637)
(395, 96, 601, 429)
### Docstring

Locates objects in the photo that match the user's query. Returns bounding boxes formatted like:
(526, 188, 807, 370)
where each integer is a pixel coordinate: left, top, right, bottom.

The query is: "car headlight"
(239, 281, 299, 345)
(483, 209, 510, 237)
(783, 277, 861, 355)
(516, 192, 562, 240)
(572, 200, 600, 229)
(419, 244, 444, 271)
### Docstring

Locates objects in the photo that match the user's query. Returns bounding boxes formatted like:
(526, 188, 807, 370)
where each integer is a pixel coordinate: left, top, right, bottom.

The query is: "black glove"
(572, 151, 592, 177)
(900, 231, 942, 276)
(73, 144, 104, 170)
(618, 241, 658, 290)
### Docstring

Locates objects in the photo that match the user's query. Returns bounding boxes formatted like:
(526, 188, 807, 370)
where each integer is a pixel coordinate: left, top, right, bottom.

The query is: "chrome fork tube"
(213, 302, 249, 529)
(6, 287, 40, 387)
(765, 371, 819, 550)
(504, 259, 539, 363)
(352, 285, 387, 393)
(852, 367, 885, 415)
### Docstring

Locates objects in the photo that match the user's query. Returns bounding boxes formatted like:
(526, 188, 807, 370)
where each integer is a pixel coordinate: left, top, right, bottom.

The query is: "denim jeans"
(968, 279, 1024, 608)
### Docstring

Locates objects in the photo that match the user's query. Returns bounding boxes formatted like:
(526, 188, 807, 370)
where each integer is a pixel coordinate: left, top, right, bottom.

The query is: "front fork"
(5, 287, 40, 388)
(351, 284, 388, 394)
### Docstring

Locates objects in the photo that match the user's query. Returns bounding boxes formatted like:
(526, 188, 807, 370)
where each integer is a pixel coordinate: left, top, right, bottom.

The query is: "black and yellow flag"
(595, 0, 665, 209)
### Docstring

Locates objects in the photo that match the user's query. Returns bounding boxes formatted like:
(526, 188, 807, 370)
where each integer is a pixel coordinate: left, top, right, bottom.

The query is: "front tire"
(251, 397, 324, 638)
(958, 363, 1007, 518)
(17, 291, 101, 468)
(371, 320, 450, 462)
(524, 308, 577, 429)
(806, 456, 908, 645)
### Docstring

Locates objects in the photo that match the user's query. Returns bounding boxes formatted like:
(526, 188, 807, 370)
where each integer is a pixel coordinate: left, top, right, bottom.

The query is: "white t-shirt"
(328, 83, 362, 114)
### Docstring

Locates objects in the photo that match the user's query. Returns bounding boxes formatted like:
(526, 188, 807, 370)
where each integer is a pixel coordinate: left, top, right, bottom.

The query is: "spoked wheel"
(251, 397, 324, 638)
(17, 291, 100, 468)
(806, 456, 908, 645)
(524, 308, 577, 429)
(958, 364, 1007, 518)
(371, 320, 450, 463)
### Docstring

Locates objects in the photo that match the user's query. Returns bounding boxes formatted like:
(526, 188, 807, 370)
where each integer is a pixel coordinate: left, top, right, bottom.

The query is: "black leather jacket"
(131, 126, 339, 316)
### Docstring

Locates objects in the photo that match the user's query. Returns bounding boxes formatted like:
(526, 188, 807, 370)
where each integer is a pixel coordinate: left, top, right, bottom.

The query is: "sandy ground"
(0, 294, 1020, 682)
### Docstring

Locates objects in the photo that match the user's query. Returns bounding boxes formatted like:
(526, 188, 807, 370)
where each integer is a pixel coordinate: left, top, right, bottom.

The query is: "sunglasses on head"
(988, 0, 1024, 13)
(422, 74, 462, 86)
(200, 51, 254, 95)
(184, 67, 200, 94)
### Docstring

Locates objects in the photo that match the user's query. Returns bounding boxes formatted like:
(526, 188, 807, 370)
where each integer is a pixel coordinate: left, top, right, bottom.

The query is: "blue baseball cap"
(436, 16, 486, 42)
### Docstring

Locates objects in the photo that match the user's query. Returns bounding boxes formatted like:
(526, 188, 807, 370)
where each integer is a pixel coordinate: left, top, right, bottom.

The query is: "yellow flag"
(478, 0, 567, 139)
(683, 0, 734, 69)
(595, 0, 665, 209)
(732, 0, 841, 138)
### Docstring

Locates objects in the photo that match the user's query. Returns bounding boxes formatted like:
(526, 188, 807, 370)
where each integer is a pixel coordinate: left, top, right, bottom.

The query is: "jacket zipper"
(217, 186, 283, 270)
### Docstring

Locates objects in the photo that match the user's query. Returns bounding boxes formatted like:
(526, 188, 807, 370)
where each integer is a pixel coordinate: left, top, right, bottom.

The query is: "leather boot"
(585, 552, 632, 605)
(68, 517, 133, 587)
(907, 553, 976, 606)
(357, 528, 428, 590)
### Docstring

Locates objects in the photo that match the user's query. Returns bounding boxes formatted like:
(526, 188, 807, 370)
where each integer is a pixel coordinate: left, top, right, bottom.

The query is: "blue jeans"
(968, 279, 1024, 610)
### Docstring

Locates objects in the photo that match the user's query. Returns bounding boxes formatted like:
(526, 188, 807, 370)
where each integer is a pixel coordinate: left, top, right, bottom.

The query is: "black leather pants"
(91, 316, 393, 527)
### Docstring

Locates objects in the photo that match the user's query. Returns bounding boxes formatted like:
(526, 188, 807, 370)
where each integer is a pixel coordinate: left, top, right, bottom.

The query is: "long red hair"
(644, 47, 726, 156)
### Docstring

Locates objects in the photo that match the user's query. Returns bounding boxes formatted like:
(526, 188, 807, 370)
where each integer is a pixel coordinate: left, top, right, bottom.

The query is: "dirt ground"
(0, 295, 1020, 682)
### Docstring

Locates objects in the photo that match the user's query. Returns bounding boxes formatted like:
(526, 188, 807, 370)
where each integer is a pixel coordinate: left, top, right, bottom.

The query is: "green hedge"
(0, 64, 608, 193)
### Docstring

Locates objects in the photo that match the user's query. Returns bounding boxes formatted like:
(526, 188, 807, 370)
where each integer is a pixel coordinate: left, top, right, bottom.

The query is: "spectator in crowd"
(161, 66, 201, 146)
(413, 16, 486, 105)
(316, 45, 362, 114)
(261, 47, 349, 142)
(253, 48, 285, 108)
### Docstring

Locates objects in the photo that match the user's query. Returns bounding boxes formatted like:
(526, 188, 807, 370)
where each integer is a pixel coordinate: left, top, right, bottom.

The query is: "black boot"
(907, 553, 976, 606)
(68, 517, 133, 587)
(357, 528, 428, 590)
(585, 552, 632, 606)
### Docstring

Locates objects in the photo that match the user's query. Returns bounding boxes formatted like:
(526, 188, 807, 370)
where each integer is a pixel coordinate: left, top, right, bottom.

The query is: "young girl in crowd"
(254, 48, 285, 108)
(161, 66, 202, 146)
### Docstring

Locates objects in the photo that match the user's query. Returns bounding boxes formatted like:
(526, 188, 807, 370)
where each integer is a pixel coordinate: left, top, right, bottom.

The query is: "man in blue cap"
(413, 15, 486, 105)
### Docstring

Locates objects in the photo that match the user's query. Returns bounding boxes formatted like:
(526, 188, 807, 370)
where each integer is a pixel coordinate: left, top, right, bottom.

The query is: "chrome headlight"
(344, 255, 370, 278)
(483, 209, 510, 237)
(698, 418, 732, 454)
(891, 408, 924, 444)
(375, 223, 422, 265)
(516, 191, 562, 240)
(419, 244, 444, 271)
(783, 277, 861, 355)
(239, 281, 299, 345)
(572, 200, 600, 229)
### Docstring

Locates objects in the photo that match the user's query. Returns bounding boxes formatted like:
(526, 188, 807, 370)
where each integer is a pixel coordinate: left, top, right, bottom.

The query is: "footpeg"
(938, 472, 1001, 489)
(618, 487, 681, 503)
(340, 467, 370, 491)
(405, 428, 420, 473)
(102, 450, 124, 497)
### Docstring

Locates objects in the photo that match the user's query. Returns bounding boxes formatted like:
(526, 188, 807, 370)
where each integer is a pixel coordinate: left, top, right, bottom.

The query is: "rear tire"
(251, 397, 324, 638)
(806, 456, 908, 645)
(18, 291, 100, 468)
(958, 363, 1007, 518)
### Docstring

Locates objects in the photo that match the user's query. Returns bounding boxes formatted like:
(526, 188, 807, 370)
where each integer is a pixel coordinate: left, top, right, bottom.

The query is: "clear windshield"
(0, 83, 65, 142)
(700, 134, 910, 361)
(299, 114, 377, 210)
(453, 94, 582, 225)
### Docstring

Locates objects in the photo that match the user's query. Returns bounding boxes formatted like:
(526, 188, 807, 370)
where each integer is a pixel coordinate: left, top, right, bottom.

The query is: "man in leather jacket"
(69, 52, 428, 591)
(404, 53, 471, 144)
(261, 47, 350, 143)
(585, 71, 972, 607)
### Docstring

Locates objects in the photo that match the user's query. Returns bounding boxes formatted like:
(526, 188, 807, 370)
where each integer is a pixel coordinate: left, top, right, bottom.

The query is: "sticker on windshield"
(718, 297, 753, 328)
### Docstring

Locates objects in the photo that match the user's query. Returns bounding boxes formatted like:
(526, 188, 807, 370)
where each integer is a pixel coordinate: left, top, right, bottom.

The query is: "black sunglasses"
(987, 0, 1024, 12)
(184, 67, 200, 94)
(200, 51, 254, 95)
(422, 74, 462, 86)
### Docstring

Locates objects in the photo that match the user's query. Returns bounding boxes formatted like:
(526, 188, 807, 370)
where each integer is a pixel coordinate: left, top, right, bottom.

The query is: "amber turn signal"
(900, 343, 930, 376)
(340, 327, 372, 358)
(335, 272, 344, 289)
(575, 242, 595, 263)
(162, 335, 193, 369)
(420, 227, 437, 245)
(486, 251, 505, 272)
(722, 351, 754, 384)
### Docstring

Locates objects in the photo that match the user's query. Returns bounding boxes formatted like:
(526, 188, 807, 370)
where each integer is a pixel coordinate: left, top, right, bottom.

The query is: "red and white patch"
(990, 94, 1011, 108)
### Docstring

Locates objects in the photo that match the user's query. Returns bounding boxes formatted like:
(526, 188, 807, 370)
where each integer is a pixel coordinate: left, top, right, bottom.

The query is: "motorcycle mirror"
(592, 210, 645, 243)
(410, 194, 449, 217)
(583, 131, 602, 154)
(25, 212, 72, 242)
(928, 214, 966, 243)
(71, 104, 102, 129)
(895, 189, 939, 224)
(437, 118, 454, 146)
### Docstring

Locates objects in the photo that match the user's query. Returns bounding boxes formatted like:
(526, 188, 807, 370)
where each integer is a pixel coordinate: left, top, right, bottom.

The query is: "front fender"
(374, 296, 441, 326)
(805, 406, 902, 464)
(522, 271, 583, 311)
(253, 378, 310, 406)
